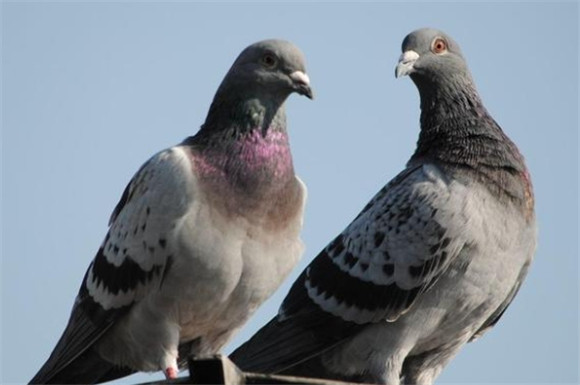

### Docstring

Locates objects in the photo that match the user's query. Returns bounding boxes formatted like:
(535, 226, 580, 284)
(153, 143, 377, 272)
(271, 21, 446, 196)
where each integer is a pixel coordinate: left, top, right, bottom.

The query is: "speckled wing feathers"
(304, 164, 468, 324)
(86, 148, 193, 310)
(234, 29, 536, 384)
(30, 148, 194, 383)
(31, 39, 313, 384)
(232, 163, 472, 373)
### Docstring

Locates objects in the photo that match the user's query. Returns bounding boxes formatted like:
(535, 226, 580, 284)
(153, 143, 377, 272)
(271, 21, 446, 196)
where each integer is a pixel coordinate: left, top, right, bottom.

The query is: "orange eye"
(432, 38, 447, 54)
(261, 53, 277, 68)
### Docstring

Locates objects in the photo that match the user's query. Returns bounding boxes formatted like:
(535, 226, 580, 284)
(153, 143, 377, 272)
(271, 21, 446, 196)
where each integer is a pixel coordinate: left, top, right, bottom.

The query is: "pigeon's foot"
(164, 366, 178, 380)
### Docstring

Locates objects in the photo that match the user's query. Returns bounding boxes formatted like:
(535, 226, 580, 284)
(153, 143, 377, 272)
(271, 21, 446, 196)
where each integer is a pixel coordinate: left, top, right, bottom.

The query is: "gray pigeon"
(29, 39, 313, 384)
(231, 28, 536, 385)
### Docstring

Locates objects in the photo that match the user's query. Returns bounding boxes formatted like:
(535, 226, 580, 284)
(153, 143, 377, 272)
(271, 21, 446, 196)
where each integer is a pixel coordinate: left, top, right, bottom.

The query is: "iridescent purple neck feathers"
(194, 126, 294, 186)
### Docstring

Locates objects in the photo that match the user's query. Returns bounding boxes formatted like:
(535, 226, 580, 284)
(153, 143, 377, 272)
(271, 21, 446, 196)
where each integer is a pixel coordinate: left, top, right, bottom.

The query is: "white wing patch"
(86, 147, 196, 311)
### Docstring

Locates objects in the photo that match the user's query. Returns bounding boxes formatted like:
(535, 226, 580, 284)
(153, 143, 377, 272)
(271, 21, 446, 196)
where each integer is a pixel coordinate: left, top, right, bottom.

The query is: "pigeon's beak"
(290, 71, 314, 99)
(395, 50, 420, 78)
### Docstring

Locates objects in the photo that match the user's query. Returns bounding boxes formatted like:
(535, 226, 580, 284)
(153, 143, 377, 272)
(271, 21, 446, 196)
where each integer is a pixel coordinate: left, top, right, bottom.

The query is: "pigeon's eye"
(261, 53, 278, 68)
(432, 38, 448, 54)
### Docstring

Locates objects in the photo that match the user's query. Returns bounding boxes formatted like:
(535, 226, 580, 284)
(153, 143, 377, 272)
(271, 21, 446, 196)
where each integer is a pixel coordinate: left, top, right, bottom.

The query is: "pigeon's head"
(395, 28, 471, 88)
(225, 39, 314, 100)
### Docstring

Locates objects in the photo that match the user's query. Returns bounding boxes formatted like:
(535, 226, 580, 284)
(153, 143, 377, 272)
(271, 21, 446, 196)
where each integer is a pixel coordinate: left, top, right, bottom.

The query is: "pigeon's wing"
(30, 147, 196, 384)
(230, 270, 362, 375)
(304, 163, 472, 324)
(232, 163, 472, 373)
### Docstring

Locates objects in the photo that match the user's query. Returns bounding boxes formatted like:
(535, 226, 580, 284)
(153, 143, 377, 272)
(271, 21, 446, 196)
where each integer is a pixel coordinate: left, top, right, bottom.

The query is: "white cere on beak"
(399, 50, 420, 65)
(396, 50, 420, 78)
(289, 71, 310, 87)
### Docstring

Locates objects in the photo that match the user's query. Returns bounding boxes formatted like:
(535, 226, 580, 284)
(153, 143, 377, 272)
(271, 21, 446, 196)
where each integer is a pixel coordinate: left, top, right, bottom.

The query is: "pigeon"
(231, 28, 536, 385)
(29, 39, 313, 385)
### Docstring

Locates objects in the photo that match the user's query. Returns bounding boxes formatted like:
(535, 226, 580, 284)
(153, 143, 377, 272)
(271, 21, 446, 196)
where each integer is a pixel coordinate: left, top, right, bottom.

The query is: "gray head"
(395, 28, 473, 91)
(397, 29, 532, 209)
(219, 39, 313, 101)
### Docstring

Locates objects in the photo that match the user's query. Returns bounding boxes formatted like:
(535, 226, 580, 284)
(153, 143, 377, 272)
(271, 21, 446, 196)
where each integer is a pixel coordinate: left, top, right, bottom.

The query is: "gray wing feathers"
(232, 164, 473, 372)
(231, 274, 360, 374)
(86, 147, 194, 309)
(30, 147, 196, 384)
(29, 298, 124, 384)
(306, 164, 470, 324)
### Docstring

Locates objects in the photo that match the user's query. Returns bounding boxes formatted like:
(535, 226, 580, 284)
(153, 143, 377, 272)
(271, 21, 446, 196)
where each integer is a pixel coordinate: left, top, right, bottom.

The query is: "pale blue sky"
(2, 2, 578, 384)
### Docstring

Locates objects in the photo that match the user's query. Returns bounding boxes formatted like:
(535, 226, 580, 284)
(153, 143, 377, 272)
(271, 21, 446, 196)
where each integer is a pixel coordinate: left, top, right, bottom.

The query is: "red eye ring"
(432, 38, 447, 54)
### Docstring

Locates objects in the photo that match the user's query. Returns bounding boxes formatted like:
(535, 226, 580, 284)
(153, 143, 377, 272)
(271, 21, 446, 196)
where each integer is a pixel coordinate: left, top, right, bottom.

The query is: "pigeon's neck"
(410, 79, 534, 215)
(188, 97, 295, 198)
(413, 72, 483, 116)
(201, 89, 289, 135)
(416, 81, 487, 144)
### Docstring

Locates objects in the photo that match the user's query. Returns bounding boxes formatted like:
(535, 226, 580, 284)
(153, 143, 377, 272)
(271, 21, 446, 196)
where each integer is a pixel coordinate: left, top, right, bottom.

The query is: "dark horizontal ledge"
(134, 354, 365, 385)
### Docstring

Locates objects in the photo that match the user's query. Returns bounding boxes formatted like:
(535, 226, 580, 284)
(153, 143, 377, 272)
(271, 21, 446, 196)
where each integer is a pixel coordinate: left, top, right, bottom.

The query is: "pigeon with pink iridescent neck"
(30, 39, 313, 384)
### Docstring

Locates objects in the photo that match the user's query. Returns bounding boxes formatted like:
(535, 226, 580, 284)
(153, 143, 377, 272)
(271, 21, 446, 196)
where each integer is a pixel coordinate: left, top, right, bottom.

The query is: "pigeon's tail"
(230, 316, 311, 374)
(29, 348, 134, 384)
(230, 315, 351, 377)
(230, 272, 361, 376)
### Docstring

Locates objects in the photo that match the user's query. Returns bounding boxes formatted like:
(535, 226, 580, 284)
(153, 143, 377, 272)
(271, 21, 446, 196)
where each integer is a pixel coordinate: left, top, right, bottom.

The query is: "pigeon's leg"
(159, 322, 180, 380)
(161, 350, 179, 380)
(160, 343, 180, 379)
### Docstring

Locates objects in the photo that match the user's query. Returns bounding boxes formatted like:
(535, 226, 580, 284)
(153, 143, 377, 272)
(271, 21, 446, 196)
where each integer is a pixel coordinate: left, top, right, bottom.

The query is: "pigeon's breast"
(161, 146, 306, 348)
(169, 184, 305, 350)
